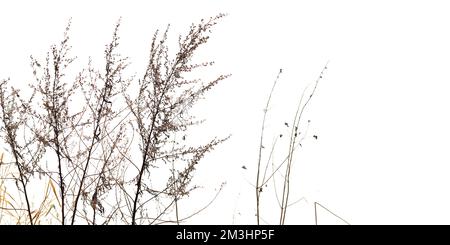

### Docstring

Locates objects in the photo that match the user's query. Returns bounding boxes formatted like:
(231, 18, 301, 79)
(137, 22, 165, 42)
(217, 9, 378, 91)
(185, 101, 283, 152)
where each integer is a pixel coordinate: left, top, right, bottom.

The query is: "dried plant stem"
(314, 200, 318, 225)
(255, 62, 328, 225)
(131, 88, 169, 224)
(131, 52, 178, 224)
(71, 125, 98, 224)
(130, 14, 228, 225)
(314, 202, 350, 225)
(54, 132, 65, 224)
(0, 81, 34, 225)
(71, 21, 123, 225)
(256, 69, 282, 225)
(279, 62, 328, 224)
(171, 145, 180, 225)
(13, 154, 33, 225)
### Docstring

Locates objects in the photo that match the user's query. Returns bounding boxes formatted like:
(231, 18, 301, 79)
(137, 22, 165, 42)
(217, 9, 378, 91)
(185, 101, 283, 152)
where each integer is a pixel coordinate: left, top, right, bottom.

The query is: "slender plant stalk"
(279, 62, 328, 224)
(71, 47, 116, 225)
(0, 82, 34, 225)
(131, 88, 167, 225)
(12, 153, 33, 225)
(314, 202, 350, 225)
(54, 133, 65, 225)
(314, 201, 318, 225)
(171, 145, 180, 225)
(256, 69, 282, 225)
(2, 128, 34, 224)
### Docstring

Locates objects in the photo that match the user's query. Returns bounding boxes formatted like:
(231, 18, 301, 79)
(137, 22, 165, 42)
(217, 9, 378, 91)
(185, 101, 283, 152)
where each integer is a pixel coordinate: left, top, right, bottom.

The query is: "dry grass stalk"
(255, 63, 329, 225)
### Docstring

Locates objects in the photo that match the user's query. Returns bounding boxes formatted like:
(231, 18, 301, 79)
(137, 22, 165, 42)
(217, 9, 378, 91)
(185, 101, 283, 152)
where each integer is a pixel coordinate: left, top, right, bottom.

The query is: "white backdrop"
(1, 0, 450, 224)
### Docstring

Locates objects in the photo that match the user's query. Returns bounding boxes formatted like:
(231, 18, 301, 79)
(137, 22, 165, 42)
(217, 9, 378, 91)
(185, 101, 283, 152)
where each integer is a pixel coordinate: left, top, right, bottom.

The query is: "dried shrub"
(0, 14, 229, 225)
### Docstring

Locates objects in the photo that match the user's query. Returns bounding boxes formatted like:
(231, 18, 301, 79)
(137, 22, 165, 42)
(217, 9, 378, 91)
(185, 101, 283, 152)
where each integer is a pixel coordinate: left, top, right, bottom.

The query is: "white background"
(1, 0, 450, 224)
